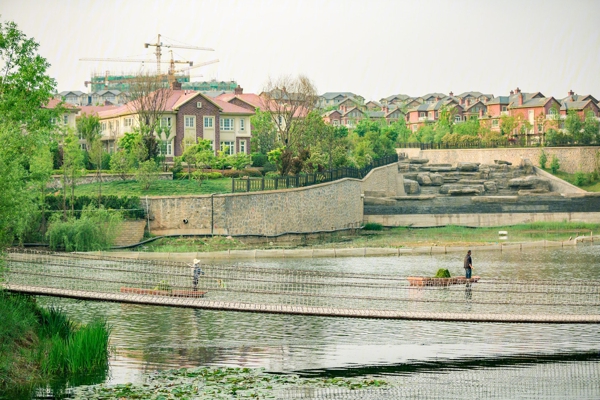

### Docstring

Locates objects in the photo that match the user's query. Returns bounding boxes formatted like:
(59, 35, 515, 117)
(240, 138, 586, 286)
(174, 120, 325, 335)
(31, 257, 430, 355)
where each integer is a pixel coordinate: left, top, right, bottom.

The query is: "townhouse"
(96, 85, 253, 159)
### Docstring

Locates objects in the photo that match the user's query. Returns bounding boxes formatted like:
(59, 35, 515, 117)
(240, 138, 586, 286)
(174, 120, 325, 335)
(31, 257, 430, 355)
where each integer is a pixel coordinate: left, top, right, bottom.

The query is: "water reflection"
(33, 244, 600, 397)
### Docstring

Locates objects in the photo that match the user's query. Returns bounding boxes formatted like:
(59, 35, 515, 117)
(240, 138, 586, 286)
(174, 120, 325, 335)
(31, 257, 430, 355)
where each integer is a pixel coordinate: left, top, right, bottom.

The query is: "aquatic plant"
(71, 366, 388, 399)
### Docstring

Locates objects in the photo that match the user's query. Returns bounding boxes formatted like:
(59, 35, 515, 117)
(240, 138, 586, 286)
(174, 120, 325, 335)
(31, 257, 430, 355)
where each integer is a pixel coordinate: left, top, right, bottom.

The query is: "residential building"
(405, 100, 464, 132)
(318, 92, 364, 108)
(97, 84, 254, 158)
(45, 98, 79, 130)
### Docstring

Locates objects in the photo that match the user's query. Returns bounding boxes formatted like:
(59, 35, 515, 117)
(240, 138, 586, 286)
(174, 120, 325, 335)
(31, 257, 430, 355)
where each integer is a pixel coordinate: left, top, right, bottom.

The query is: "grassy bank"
(0, 291, 110, 397)
(545, 170, 600, 192)
(132, 222, 599, 253)
(69, 178, 232, 197)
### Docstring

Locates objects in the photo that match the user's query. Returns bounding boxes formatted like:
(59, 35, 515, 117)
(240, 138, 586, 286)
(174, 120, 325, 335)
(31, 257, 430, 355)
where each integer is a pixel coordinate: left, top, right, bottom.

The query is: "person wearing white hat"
(191, 258, 204, 291)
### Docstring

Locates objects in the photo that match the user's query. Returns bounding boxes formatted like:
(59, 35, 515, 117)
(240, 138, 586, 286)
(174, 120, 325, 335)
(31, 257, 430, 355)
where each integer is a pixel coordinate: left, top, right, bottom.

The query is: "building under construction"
(89, 72, 238, 94)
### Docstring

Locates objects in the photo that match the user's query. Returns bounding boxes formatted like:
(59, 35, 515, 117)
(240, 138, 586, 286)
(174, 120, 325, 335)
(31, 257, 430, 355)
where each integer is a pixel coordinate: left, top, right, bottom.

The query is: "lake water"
(36, 244, 600, 398)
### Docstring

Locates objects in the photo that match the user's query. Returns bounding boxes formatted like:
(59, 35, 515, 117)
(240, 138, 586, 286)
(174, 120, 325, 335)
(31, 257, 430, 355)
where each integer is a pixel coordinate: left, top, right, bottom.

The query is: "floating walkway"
(4, 249, 600, 324)
(4, 283, 599, 324)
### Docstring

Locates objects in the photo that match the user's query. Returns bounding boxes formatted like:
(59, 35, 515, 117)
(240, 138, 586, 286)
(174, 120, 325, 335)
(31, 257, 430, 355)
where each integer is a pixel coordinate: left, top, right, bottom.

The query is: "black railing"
(232, 154, 399, 193)
(397, 140, 600, 150)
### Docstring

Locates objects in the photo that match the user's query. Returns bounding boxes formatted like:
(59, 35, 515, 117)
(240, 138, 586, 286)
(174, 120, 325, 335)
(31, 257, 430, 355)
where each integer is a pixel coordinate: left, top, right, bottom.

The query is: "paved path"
(5, 283, 600, 324)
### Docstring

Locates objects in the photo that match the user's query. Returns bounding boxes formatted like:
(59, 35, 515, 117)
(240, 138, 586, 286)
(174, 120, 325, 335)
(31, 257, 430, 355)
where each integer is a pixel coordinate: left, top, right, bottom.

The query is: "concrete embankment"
(96, 237, 597, 262)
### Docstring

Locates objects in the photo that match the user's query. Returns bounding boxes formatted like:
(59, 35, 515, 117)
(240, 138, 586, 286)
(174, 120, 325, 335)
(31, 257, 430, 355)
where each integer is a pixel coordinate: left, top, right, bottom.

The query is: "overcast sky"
(3, 0, 600, 100)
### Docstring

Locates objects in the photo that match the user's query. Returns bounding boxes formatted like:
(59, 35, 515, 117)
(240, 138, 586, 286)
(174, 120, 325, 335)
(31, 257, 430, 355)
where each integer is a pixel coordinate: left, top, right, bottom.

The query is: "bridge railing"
(3, 250, 600, 322)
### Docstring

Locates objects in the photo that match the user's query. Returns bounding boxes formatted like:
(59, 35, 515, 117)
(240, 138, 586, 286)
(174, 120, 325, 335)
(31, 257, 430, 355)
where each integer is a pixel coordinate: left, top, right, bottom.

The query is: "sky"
(3, 0, 600, 101)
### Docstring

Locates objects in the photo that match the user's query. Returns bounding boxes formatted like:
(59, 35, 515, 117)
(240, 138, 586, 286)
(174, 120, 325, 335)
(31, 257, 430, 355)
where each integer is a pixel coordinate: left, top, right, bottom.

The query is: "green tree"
(0, 20, 56, 248)
(77, 114, 103, 201)
(61, 131, 84, 217)
(565, 110, 583, 141)
(582, 111, 600, 144)
(0, 20, 57, 129)
(500, 114, 518, 137)
(539, 150, 548, 169)
(109, 150, 131, 180)
(136, 160, 159, 190)
(195, 139, 216, 170)
(29, 144, 54, 235)
(250, 109, 277, 154)
(550, 154, 560, 174)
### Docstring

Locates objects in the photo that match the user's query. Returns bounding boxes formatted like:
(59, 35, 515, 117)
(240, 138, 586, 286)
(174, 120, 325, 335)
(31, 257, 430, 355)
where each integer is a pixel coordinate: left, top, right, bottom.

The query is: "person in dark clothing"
(464, 250, 473, 279)
(191, 258, 205, 291)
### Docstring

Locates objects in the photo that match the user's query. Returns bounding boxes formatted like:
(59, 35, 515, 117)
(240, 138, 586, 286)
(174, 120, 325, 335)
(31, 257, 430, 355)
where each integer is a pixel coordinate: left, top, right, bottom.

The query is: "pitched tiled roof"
(560, 100, 595, 111)
(94, 89, 122, 96)
(322, 110, 341, 117)
(44, 98, 79, 110)
(97, 90, 254, 119)
(216, 93, 263, 109)
(59, 90, 85, 97)
(487, 96, 510, 105)
(456, 91, 493, 99)
(320, 92, 356, 100)
(508, 96, 554, 109)
(78, 105, 119, 116)
(561, 94, 598, 104)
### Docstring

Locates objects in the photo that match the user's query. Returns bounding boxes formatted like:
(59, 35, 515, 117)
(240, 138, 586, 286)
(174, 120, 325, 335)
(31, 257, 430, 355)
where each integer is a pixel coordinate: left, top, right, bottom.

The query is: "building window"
(454, 115, 461, 122)
(502, 106, 508, 112)
(185, 116, 195, 128)
(412, 125, 418, 132)
(161, 117, 172, 127)
(537, 124, 543, 133)
(101, 122, 106, 132)
(106, 95, 115, 103)
(159, 140, 173, 156)
(278, 115, 283, 125)
(492, 119, 499, 127)
(220, 141, 235, 155)
(333, 120, 340, 126)
(63, 115, 69, 125)
(240, 118, 245, 131)
(419, 112, 426, 118)
(123, 118, 133, 127)
(204, 116, 214, 128)
(239, 139, 246, 153)
(220, 117, 234, 131)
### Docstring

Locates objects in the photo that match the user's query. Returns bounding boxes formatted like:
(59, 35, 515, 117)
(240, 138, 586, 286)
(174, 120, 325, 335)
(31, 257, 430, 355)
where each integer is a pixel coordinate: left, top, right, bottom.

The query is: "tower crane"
(144, 33, 214, 75)
(168, 58, 220, 84)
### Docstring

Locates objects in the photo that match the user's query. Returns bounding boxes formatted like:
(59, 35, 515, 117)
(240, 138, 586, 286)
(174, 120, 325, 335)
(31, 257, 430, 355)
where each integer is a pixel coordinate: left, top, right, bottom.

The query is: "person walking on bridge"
(191, 258, 205, 291)
(464, 250, 473, 279)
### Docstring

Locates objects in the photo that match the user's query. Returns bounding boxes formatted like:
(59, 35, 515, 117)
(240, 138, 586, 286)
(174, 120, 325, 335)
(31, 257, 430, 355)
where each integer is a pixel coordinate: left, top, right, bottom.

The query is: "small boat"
(407, 276, 480, 287)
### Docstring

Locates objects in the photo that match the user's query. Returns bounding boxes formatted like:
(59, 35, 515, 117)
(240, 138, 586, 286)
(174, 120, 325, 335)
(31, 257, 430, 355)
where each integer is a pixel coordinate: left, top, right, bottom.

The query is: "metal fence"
(232, 154, 398, 193)
(397, 140, 600, 150)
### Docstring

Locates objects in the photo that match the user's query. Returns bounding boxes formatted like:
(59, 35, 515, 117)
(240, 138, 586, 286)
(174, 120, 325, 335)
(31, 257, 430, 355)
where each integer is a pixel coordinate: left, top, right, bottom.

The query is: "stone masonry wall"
(396, 147, 599, 173)
(360, 162, 403, 196)
(147, 179, 363, 236)
(114, 220, 147, 246)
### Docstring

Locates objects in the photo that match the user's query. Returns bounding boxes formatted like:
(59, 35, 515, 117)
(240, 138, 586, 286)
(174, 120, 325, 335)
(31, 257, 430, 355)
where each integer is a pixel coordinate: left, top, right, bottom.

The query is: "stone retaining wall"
(48, 172, 173, 189)
(114, 220, 147, 246)
(147, 179, 363, 236)
(396, 147, 599, 174)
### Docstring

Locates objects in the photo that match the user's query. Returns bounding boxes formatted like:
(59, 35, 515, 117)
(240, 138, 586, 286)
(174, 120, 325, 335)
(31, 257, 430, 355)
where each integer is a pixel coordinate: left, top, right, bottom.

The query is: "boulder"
(429, 166, 454, 172)
(457, 162, 480, 172)
(430, 173, 444, 186)
(483, 181, 498, 193)
(494, 160, 512, 165)
(440, 184, 484, 195)
(520, 158, 534, 174)
(403, 173, 418, 181)
(448, 188, 481, 196)
(417, 173, 433, 186)
(404, 179, 421, 194)
(508, 176, 551, 191)
(518, 189, 550, 195)
(409, 158, 429, 164)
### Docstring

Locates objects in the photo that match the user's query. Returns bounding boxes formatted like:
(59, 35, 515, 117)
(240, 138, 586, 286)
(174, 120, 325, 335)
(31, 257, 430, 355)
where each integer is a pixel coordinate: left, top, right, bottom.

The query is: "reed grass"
(0, 291, 110, 395)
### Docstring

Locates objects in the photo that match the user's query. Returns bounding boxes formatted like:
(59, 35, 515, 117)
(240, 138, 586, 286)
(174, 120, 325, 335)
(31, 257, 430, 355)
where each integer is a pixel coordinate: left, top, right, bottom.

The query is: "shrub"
(251, 152, 268, 167)
(240, 168, 263, 177)
(363, 222, 383, 231)
(574, 171, 588, 186)
(539, 150, 547, 169)
(136, 160, 159, 190)
(435, 268, 451, 278)
(46, 205, 123, 251)
(550, 155, 560, 173)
